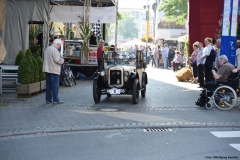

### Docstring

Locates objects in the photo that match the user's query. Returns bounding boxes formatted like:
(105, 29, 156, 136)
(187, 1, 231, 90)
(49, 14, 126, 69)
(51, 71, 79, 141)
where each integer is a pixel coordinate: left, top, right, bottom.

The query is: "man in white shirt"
(162, 44, 169, 69)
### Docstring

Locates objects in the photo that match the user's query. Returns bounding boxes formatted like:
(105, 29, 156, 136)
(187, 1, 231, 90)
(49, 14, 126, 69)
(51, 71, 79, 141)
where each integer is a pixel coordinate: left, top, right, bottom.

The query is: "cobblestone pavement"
(0, 66, 239, 137)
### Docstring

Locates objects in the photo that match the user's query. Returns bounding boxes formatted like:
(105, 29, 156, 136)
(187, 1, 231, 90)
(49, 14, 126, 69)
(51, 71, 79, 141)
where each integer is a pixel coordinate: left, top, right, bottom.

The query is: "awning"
(51, 0, 115, 6)
(49, 6, 116, 23)
(164, 38, 178, 41)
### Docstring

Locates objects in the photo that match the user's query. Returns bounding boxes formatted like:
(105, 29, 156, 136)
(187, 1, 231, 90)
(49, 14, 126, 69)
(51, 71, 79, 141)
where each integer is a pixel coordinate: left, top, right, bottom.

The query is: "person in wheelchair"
(195, 55, 236, 108)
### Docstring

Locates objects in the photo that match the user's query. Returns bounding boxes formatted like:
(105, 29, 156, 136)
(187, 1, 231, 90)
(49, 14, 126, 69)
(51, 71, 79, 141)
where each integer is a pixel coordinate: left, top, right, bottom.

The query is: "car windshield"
(103, 51, 137, 66)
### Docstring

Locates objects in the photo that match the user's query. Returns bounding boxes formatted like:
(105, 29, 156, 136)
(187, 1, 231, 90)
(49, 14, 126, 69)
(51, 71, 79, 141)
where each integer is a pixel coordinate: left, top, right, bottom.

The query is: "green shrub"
(14, 50, 24, 66)
(32, 58, 39, 82)
(42, 72, 46, 81)
(25, 48, 32, 57)
(35, 51, 40, 58)
(18, 58, 31, 84)
(25, 55, 35, 83)
(36, 56, 45, 81)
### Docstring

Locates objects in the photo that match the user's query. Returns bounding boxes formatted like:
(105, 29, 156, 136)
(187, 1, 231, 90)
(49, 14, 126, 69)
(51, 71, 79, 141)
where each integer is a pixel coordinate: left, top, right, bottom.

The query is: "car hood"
(104, 65, 136, 71)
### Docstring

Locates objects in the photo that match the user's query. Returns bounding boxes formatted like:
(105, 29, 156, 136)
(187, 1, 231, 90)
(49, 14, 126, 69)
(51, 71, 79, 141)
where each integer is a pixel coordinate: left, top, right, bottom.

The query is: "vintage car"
(92, 50, 148, 104)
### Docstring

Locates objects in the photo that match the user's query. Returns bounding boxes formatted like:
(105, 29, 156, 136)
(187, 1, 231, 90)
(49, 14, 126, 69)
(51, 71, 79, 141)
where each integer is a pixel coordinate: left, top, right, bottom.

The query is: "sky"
(119, 0, 156, 10)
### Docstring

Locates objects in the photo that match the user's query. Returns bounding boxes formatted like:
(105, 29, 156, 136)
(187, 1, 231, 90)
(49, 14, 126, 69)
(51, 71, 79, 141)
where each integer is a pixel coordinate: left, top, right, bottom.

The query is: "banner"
(90, 7, 116, 23)
(50, 6, 84, 22)
(89, 47, 98, 65)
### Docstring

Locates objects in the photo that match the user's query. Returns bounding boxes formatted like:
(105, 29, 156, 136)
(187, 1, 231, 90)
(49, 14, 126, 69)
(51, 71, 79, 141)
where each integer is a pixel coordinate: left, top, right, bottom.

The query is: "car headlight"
(100, 71, 105, 76)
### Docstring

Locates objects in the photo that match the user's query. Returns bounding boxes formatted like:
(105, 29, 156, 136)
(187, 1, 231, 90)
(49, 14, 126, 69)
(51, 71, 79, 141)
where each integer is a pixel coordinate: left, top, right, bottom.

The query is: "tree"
(105, 11, 123, 43)
(158, 0, 188, 25)
(118, 11, 138, 40)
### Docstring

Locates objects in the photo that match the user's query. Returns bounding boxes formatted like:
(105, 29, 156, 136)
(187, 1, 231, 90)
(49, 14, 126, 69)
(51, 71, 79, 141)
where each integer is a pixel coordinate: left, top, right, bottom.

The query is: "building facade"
(153, 0, 187, 46)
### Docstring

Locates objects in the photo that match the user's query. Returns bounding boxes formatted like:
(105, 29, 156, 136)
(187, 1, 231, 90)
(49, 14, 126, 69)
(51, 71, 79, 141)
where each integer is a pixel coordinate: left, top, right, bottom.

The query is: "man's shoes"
(53, 101, 63, 104)
(46, 101, 52, 104)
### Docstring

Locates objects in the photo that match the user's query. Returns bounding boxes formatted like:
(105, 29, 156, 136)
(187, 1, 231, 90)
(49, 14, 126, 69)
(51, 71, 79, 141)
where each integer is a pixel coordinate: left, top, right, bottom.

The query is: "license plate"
(108, 88, 121, 94)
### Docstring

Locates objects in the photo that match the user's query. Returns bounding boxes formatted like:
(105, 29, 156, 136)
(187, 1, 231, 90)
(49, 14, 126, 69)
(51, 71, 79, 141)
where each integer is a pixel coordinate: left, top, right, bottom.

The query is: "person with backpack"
(201, 37, 215, 83)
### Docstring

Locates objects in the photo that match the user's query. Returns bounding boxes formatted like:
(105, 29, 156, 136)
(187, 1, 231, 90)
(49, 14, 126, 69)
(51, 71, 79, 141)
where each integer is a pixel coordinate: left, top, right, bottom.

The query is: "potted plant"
(36, 51, 46, 91)
(16, 49, 40, 95)
(141, 36, 154, 43)
(78, 16, 92, 64)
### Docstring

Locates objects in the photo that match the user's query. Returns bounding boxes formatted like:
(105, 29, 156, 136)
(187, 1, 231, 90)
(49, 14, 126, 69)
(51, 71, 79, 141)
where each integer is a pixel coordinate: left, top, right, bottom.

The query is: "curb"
(0, 122, 240, 138)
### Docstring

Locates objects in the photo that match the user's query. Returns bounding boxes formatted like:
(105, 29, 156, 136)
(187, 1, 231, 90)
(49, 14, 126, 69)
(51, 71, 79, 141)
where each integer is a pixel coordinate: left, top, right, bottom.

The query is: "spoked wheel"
(132, 79, 139, 104)
(62, 70, 70, 86)
(72, 75, 76, 85)
(93, 80, 101, 103)
(70, 71, 76, 85)
(213, 85, 237, 110)
(141, 85, 146, 97)
(67, 70, 74, 87)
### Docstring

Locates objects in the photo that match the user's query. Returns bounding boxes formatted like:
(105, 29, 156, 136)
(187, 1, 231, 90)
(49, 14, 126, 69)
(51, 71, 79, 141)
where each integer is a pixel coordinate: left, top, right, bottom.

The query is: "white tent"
(2, 0, 49, 64)
(121, 39, 154, 48)
(1, 0, 115, 64)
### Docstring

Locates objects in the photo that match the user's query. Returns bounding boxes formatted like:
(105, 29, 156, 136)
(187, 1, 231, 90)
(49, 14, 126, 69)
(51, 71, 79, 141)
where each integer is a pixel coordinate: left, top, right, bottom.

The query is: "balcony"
(157, 21, 185, 29)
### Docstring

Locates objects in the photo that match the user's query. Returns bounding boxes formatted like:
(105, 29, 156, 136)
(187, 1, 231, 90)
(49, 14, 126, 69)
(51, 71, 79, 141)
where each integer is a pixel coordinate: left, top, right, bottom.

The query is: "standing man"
(168, 46, 175, 68)
(89, 32, 97, 45)
(146, 46, 151, 64)
(215, 39, 221, 68)
(157, 45, 162, 67)
(43, 39, 64, 104)
(162, 44, 169, 69)
(36, 31, 43, 57)
(97, 39, 105, 72)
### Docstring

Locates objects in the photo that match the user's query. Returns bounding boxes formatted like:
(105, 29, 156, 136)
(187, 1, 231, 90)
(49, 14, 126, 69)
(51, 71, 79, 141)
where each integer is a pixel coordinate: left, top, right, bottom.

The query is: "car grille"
(110, 70, 122, 85)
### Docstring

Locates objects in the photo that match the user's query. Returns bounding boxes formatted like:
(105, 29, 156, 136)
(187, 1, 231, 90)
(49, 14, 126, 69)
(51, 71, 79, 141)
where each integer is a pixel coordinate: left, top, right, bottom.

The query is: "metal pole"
(115, 0, 118, 48)
(145, 4, 150, 47)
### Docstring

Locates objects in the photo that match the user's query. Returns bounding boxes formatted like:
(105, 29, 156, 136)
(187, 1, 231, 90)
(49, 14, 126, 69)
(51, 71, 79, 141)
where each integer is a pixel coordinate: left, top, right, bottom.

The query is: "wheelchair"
(195, 71, 240, 110)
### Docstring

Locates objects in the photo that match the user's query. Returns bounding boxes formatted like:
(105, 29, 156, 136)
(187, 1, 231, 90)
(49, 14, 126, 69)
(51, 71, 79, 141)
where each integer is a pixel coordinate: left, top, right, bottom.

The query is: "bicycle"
(60, 62, 76, 87)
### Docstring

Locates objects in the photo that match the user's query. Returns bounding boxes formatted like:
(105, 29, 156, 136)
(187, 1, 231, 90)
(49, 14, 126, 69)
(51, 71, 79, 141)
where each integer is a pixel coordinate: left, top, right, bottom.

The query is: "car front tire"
(93, 80, 101, 103)
(132, 79, 139, 104)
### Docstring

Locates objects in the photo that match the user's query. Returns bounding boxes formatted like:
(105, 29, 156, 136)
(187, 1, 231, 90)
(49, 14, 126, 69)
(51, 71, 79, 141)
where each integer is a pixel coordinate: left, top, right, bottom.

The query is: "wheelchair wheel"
(205, 102, 212, 110)
(212, 85, 237, 110)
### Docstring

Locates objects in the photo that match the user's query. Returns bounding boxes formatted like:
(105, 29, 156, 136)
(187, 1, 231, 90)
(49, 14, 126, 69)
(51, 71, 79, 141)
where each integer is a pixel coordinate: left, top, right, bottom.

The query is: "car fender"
(142, 72, 148, 85)
(130, 72, 139, 79)
(93, 72, 100, 80)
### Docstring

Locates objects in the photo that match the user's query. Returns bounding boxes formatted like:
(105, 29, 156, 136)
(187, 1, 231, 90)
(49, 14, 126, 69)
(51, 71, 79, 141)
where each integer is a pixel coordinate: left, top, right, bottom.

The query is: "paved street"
(0, 66, 239, 137)
(0, 128, 239, 160)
